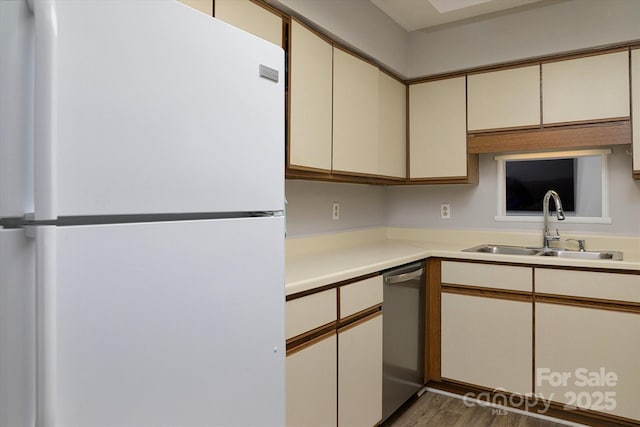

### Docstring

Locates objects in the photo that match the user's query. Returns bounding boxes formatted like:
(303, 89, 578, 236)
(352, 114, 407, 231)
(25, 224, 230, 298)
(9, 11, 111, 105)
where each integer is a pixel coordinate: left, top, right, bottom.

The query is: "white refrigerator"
(0, 1, 285, 426)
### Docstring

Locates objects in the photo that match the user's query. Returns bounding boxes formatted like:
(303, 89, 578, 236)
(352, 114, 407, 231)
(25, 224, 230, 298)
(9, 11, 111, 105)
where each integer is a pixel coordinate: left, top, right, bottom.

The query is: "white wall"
(285, 180, 386, 237)
(385, 146, 640, 236)
(408, 0, 640, 77)
(266, 0, 409, 76)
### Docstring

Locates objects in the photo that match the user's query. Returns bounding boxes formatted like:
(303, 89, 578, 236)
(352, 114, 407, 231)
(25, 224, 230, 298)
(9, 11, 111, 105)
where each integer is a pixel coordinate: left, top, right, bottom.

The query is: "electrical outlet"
(332, 202, 340, 220)
(440, 203, 451, 219)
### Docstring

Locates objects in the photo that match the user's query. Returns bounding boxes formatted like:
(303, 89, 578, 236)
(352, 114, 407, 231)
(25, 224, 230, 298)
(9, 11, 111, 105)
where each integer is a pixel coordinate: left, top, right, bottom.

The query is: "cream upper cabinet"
(441, 293, 532, 395)
(338, 315, 383, 427)
(536, 303, 640, 421)
(177, 0, 213, 15)
(288, 20, 333, 172)
(287, 334, 338, 427)
(215, 0, 283, 47)
(378, 72, 406, 178)
(333, 48, 380, 176)
(409, 77, 467, 180)
(632, 49, 640, 178)
(542, 51, 630, 125)
(467, 65, 541, 131)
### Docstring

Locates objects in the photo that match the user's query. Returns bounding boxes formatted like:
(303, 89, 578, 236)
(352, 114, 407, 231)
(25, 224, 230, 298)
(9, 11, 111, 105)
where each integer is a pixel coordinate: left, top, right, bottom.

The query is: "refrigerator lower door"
(0, 229, 36, 427)
(35, 217, 285, 427)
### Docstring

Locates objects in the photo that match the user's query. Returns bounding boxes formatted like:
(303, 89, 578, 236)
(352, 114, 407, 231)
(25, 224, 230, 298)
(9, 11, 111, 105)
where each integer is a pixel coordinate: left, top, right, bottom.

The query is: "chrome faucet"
(542, 190, 566, 249)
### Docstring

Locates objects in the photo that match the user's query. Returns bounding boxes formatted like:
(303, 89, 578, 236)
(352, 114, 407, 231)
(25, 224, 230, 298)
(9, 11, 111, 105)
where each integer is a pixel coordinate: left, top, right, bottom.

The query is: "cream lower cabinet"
(535, 303, 640, 421)
(287, 333, 338, 427)
(286, 276, 383, 427)
(440, 261, 533, 395)
(632, 48, 640, 179)
(534, 268, 640, 422)
(542, 51, 629, 125)
(409, 77, 473, 182)
(441, 293, 532, 394)
(338, 314, 383, 427)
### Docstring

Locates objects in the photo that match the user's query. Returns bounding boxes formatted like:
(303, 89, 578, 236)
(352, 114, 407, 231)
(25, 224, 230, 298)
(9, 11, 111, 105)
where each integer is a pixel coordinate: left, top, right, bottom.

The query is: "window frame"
(495, 149, 611, 224)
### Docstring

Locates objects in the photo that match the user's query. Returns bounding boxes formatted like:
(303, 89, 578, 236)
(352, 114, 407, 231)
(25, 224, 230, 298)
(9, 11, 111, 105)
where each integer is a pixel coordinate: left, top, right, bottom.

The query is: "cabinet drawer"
(441, 261, 532, 292)
(340, 276, 383, 319)
(286, 289, 336, 340)
(535, 269, 640, 303)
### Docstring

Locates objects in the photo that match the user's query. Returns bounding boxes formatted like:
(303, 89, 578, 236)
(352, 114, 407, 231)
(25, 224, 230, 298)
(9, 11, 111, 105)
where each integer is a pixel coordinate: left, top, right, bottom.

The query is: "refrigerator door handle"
(33, 0, 58, 221)
(27, 226, 58, 427)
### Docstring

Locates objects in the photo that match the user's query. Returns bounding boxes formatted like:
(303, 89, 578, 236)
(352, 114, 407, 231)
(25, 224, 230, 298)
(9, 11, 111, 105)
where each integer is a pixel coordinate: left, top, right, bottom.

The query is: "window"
(495, 149, 611, 224)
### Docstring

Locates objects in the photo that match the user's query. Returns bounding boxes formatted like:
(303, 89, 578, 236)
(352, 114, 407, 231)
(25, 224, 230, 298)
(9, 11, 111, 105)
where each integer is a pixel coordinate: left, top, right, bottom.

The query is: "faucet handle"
(566, 238, 586, 252)
(544, 228, 560, 242)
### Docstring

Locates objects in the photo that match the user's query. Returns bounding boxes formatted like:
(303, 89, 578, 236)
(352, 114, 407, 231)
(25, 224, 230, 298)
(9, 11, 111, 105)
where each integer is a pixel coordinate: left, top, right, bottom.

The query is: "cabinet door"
(288, 20, 333, 171)
(536, 303, 640, 421)
(333, 48, 380, 176)
(287, 334, 338, 427)
(542, 51, 629, 125)
(441, 293, 532, 395)
(632, 49, 640, 178)
(378, 72, 406, 178)
(409, 77, 467, 180)
(468, 65, 540, 131)
(338, 314, 383, 427)
(177, 0, 212, 15)
(215, 0, 283, 47)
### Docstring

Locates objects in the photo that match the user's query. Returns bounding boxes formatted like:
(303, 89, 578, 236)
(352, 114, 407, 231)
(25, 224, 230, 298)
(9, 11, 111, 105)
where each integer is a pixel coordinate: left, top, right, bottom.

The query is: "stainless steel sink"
(538, 249, 623, 260)
(463, 244, 623, 260)
(463, 244, 542, 256)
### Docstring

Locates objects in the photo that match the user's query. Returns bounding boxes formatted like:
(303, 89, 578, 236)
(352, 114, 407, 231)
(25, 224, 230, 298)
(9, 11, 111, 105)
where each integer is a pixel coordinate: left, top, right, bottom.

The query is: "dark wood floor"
(385, 391, 572, 427)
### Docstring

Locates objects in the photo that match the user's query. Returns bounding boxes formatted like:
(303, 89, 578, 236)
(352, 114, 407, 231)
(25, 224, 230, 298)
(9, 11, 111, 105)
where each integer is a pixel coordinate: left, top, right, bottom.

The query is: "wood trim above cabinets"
(468, 120, 632, 154)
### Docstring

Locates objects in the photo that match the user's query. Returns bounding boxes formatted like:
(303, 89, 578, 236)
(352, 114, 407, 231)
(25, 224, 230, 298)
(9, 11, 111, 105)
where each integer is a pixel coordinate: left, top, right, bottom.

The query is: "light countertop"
(285, 228, 640, 296)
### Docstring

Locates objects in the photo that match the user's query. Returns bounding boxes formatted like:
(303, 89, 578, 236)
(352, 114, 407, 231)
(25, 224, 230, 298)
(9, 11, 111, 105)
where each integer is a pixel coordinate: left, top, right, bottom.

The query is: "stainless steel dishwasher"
(382, 262, 425, 422)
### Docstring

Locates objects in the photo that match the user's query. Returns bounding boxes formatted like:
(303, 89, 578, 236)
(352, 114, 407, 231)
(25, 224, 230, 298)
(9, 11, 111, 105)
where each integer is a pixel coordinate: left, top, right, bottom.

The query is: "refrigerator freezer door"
(0, 229, 36, 427)
(38, 217, 285, 426)
(8, 0, 284, 220)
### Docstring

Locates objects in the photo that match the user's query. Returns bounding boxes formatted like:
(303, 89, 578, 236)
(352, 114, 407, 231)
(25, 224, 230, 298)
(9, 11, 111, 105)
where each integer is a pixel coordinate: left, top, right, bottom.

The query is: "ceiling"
(370, 0, 547, 32)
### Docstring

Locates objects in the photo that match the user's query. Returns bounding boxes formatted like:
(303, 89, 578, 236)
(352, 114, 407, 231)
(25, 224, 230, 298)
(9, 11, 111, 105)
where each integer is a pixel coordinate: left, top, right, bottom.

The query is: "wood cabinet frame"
(426, 258, 640, 427)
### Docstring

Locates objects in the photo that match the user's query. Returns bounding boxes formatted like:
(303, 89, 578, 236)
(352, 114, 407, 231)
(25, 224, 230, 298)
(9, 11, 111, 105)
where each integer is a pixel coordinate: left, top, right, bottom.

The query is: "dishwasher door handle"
(384, 269, 423, 284)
